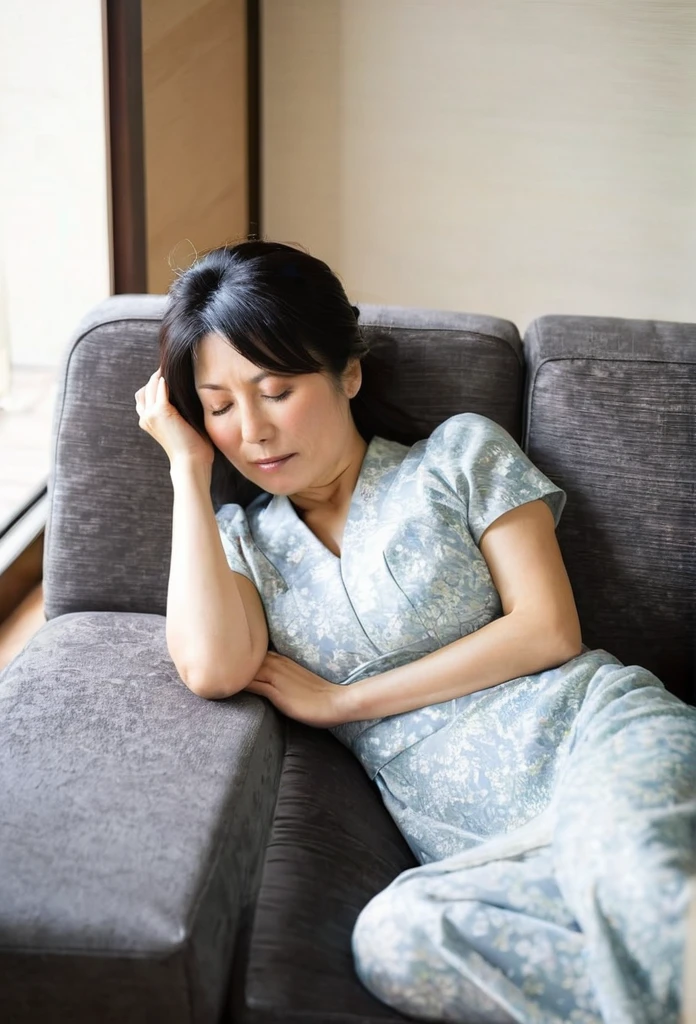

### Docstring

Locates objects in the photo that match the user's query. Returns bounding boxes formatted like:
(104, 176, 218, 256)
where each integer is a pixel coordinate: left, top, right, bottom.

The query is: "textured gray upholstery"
(358, 303, 524, 442)
(524, 315, 696, 704)
(7, 296, 525, 1022)
(43, 296, 170, 619)
(43, 297, 524, 618)
(232, 722, 415, 1024)
(0, 613, 283, 1023)
(2, 298, 694, 1024)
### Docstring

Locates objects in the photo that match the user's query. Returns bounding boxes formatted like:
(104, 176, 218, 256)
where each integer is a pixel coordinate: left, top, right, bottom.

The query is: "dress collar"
(248, 434, 409, 576)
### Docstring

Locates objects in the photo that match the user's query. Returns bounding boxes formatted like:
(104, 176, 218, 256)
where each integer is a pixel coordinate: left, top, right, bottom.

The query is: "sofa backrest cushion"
(524, 315, 695, 704)
(43, 297, 525, 618)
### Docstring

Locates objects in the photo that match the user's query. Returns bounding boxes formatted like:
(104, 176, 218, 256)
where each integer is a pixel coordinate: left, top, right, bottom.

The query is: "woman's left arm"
(247, 499, 584, 727)
(343, 499, 583, 722)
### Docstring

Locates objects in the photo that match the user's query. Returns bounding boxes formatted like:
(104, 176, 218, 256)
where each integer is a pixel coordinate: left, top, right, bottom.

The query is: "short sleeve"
(215, 503, 255, 581)
(431, 414, 567, 545)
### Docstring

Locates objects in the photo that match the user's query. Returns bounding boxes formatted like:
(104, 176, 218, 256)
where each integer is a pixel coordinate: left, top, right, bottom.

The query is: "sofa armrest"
(0, 611, 283, 1024)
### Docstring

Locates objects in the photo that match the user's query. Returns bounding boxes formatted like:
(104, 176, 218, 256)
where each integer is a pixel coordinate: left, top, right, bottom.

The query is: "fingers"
(144, 367, 162, 406)
(251, 664, 274, 685)
(134, 368, 166, 423)
(246, 678, 274, 698)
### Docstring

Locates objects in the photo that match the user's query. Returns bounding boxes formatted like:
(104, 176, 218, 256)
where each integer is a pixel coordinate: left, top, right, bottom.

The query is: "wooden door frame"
(106, 0, 147, 293)
(247, 0, 261, 239)
(105, 0, 260, 294)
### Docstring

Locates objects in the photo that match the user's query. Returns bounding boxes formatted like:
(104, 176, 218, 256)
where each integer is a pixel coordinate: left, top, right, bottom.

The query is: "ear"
(342, 358, 362, 399)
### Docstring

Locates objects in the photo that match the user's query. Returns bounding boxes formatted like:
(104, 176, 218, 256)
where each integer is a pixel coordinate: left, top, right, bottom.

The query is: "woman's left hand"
(245, 652, 348, 728)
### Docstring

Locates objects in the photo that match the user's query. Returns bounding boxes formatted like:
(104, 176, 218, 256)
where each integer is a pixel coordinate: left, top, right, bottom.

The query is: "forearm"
(166, 459, 258, 692)
(340, 611, 582, 723)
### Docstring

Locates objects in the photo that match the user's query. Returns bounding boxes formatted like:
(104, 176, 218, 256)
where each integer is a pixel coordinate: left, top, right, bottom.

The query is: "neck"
(290, 428, 368, 515)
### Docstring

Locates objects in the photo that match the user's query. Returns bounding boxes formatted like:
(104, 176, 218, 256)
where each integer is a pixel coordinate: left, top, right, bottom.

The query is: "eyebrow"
(198, 370, 272, 391)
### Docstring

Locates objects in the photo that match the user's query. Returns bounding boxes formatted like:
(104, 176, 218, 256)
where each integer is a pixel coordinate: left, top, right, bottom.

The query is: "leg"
(553, 664, 696, 1024)
(353, 846, 603, 1023)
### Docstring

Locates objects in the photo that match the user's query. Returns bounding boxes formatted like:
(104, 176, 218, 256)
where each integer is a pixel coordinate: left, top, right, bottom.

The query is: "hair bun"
(351, 304, 360, 321)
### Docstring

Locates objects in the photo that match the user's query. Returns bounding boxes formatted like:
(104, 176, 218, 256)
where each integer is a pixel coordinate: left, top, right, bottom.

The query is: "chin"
(265, 483, 297, 497)
(246, 469, 302, 497)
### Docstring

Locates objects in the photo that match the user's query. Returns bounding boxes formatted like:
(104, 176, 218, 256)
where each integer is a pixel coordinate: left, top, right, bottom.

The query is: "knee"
(352, 881, 443, 1017)
(353, 882, 516, 1023)
(352, 887, 409, 999)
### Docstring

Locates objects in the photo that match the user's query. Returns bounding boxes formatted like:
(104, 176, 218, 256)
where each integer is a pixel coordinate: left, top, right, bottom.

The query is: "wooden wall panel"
(142, 0, 248, 294)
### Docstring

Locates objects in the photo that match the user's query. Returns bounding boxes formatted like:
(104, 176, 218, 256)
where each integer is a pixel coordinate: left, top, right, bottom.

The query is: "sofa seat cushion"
(0, 612, 283, 1024)
(231, 720, 417, 1024)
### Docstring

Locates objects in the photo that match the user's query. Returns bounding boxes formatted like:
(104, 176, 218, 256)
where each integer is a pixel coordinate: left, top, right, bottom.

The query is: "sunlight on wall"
(263, 0, 696, 329)
(0, 0, 112, 367)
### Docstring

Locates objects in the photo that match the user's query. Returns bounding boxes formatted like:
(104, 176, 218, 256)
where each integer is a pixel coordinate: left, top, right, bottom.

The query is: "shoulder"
(215, 494, 274, 581)
(417, 414, 566, 542)
(215, 492, 272, 538)
(214, 493, 274, 565)
(421, 413, 519, 471)
(215, 501, 249, 544)
(429, 412, 515, 446)
(215, 501, 246, 528)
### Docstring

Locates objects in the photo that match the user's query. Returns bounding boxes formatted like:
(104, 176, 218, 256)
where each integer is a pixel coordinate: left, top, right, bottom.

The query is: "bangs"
(199, 295, 325, 377)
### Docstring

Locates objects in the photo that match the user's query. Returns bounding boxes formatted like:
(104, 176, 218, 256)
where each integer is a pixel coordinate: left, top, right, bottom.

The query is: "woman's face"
(194, 332, 361, 495)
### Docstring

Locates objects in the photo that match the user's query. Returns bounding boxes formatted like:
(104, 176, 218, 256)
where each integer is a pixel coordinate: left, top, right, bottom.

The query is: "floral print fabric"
(216, 413, 696, 1023)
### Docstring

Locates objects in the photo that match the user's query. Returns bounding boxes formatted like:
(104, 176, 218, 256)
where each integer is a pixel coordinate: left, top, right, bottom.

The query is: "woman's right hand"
(135, 368, 214, 469)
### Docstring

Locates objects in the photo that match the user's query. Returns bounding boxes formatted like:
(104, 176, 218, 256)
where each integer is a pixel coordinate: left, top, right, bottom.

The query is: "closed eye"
(210, 390, 292, 417)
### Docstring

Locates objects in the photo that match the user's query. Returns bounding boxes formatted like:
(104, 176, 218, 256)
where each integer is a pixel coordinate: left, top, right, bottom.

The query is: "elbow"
(167, 632, 262, 699)
(182, 670, 237, 701)
(510, 607, 583, 668)
(549, 622, 584, 665)
(176, 660, 255, 701)
(166, 620, 268, 699)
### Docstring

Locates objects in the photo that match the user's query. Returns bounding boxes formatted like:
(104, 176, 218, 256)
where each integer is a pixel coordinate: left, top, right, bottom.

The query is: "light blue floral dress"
(216, 413, 696, 1024)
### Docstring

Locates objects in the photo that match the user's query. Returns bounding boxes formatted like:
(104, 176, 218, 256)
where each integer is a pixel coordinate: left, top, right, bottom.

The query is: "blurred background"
(0, 0, 695, 657)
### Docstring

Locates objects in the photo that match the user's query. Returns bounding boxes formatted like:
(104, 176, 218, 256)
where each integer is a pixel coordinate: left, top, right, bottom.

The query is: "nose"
(238, 401, 273, 446)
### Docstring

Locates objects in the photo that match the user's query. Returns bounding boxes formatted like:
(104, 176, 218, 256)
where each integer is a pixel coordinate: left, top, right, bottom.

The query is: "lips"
(252, 454, 296, 471)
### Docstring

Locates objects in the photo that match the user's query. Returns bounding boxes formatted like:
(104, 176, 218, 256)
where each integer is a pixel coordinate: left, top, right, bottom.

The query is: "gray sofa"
(1, 297, 694, 1023)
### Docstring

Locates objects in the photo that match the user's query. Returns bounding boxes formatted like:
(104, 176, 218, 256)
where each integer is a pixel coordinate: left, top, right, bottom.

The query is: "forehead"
(194, 332, 262, 385)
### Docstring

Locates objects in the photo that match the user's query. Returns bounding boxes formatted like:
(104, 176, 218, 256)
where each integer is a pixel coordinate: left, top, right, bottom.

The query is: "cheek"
(204, 415, 240, 455)
(282, 391, 320, 434)
(290, 386, 345, 437)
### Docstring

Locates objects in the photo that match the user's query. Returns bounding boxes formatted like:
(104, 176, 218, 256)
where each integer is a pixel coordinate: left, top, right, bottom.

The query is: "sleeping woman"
(134, 240, 696, 1024)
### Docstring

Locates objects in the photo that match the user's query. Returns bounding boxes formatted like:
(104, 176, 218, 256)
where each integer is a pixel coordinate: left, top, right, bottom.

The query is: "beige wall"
(142, 0, 248, 294)
(262, 0, 342, 270)
(0, 0, 111, 367)
(263, 0, 696, 329)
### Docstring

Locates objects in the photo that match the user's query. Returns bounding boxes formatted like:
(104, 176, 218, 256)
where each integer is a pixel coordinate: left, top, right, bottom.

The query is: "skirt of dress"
(352, 654, 696, 1024)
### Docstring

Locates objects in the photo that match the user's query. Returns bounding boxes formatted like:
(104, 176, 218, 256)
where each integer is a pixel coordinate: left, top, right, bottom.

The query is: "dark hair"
(159, 240, 417, 507)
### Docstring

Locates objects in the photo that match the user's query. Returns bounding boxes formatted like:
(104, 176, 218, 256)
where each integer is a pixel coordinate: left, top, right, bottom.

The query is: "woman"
(135, 240, 696, 1024)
